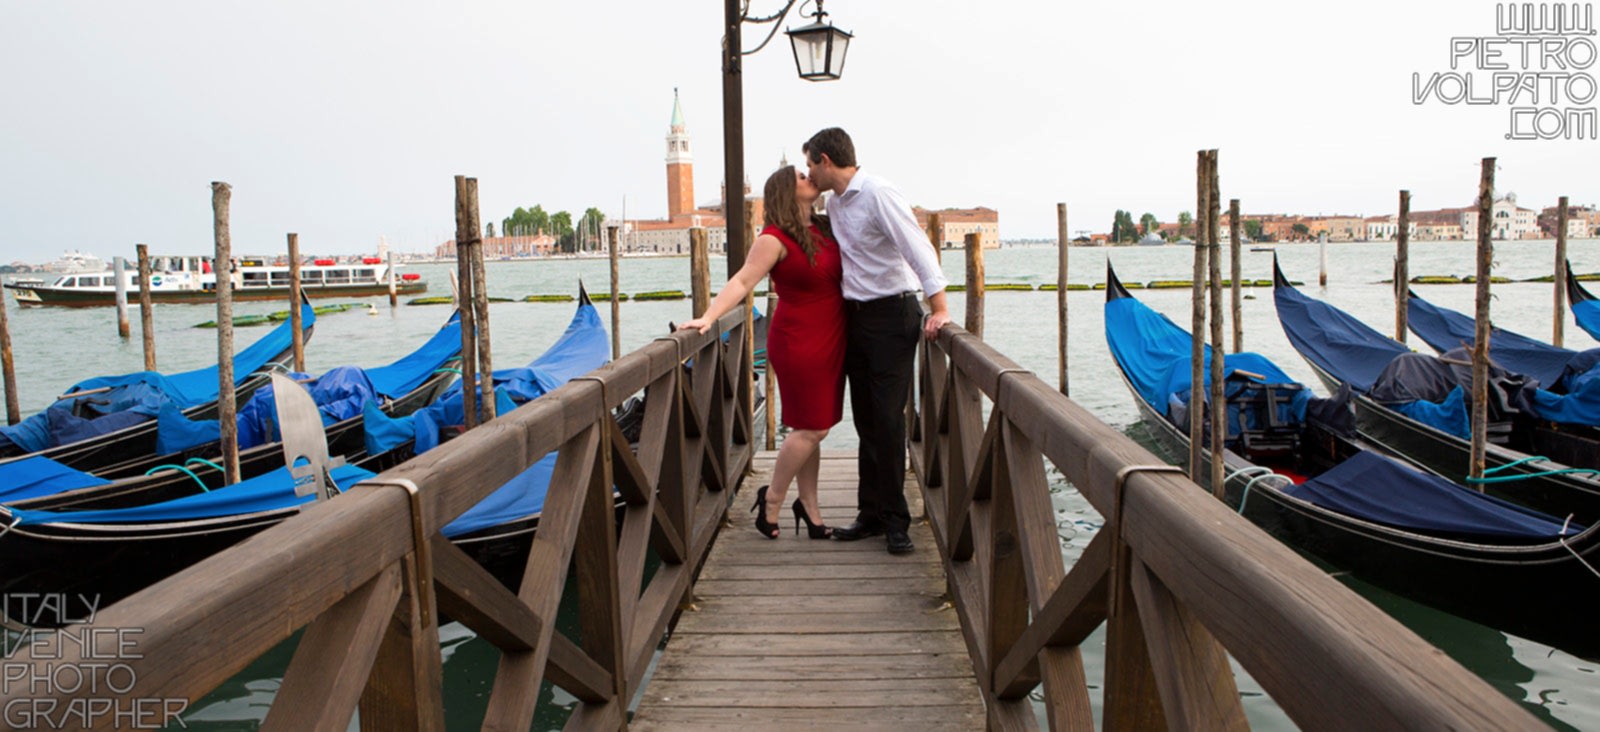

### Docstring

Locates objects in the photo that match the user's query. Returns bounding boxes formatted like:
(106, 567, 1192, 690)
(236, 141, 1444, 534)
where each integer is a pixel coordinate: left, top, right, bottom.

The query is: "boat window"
(270, 272, 292, 285)
(241, 271, 271, 287)
(355, 269, 375, 280)
(300, 270, 324, 283)
(324, 269, 351, 285)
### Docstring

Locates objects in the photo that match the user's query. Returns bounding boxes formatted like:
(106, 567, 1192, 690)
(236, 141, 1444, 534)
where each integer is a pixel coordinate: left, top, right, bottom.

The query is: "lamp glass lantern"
(786, 21, 852, 81)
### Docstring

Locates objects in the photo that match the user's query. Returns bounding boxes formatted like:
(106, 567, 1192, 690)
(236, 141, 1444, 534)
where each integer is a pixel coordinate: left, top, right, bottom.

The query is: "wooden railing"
(908, 326, 1538, 729)
(0, 310, 757, 730)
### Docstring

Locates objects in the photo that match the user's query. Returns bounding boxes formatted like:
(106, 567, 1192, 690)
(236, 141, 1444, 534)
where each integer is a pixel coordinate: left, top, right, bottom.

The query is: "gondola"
(0, 291, 609, 624)
(1274, 259, 1600, 523)
(0, 299, 317, 471)
(1565, 262, 1600, 341)
(1106, 264, 1600, 659)
(0, 311, 466, 512)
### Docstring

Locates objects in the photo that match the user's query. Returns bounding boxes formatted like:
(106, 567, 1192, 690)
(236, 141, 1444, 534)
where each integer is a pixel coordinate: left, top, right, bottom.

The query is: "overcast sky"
(1, 0, 1594, 262)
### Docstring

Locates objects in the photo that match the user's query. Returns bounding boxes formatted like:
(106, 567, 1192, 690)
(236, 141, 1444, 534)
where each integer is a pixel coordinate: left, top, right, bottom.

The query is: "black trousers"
(844, 292, 922, 533)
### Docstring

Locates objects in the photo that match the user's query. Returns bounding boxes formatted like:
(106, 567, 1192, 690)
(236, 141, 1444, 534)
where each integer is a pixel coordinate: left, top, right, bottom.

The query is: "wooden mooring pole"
(212, 182, 240, 485)
(928, 212, 944, 264)
(1319, 234, 1329, 287)
(964, 232, 984, 337)
(1208, 151, 1225, 498)
(1189, 150, 1209, 484)
(287, 233, 305, 373)
(136, 244, 156, 371)
(1229, 198, 1242, 353)
(1555, 195, 1569, 348)
(453, 176, 479, 429)
(608, 225, 621, 361)
(690, 227, 710, 317)
(387, 250, 398, 308)
(464, 178, 494, 422)
(0, 285, 18, 425)
(1057, 203, 1070, 396)
(114, 256, 130, 339)
(1470, 159, 1495, 484)
(1396, 191, 1411, 344)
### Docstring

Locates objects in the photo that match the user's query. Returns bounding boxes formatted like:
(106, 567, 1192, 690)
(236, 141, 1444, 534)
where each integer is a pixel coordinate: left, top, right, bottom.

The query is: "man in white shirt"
(803, 127, 951, 555)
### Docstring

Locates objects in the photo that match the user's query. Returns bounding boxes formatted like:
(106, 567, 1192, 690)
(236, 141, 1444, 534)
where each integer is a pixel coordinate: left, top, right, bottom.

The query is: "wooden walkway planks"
(631, 450, 986, 731)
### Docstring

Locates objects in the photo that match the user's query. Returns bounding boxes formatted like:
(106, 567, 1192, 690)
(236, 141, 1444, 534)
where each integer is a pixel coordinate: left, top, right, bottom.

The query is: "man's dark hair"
(803, 127, 857, 168)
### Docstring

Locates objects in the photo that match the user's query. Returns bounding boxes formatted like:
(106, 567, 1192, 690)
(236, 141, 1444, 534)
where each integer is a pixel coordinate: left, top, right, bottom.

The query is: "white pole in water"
(114, 256, 130, 339)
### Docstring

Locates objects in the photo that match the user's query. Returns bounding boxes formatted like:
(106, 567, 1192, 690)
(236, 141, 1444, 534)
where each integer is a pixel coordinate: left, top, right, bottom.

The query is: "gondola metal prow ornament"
(271, 372, 345, 500)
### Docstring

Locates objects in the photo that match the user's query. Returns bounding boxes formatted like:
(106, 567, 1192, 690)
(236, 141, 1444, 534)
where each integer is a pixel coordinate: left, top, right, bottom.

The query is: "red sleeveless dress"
(764, 223, 846, 430)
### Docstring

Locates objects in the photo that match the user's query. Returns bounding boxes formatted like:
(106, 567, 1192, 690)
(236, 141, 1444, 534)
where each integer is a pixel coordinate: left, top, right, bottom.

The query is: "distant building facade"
(435, 234, 556, 258)
(914, 207, 1001, 249)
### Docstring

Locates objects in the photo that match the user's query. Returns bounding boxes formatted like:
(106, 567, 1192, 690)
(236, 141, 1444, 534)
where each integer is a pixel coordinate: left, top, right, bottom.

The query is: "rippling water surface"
(7, 239, 1598, 729)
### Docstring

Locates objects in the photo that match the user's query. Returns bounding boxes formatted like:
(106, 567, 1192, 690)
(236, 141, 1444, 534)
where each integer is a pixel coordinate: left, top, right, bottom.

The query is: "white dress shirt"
(825, 170, 949, 302)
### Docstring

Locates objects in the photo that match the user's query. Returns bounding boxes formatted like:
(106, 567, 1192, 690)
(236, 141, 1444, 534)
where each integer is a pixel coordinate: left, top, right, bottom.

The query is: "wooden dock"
(631, 450, 986, 730)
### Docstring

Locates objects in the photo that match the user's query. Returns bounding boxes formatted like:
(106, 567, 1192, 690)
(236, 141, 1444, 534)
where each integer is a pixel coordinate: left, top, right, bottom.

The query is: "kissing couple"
(680, 126, 951, 555)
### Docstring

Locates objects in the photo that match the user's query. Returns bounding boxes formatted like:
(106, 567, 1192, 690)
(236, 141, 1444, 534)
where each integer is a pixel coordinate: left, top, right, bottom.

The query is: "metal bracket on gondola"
(360, 478, 435, 628)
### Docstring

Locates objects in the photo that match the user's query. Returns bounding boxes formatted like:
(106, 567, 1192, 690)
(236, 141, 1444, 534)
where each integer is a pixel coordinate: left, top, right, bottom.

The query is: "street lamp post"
(721, 0, 851, 276)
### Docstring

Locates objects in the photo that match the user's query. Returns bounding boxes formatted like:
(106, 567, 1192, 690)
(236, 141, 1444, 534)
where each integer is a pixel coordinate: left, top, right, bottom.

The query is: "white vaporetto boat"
(4, 255, 425, 308)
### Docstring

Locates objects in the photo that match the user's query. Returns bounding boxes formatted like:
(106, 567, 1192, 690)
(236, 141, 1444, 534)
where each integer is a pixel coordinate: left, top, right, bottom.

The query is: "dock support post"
(1470, 158, 1495, 484)
(1229, 199, 1242, 354)
(212, 182, 240, 485)
(464, 178, 494, 423)
(1207, 151, 1225, 499)
(1189, 151, 1209, 485)
(608, 226, 621, 362)
(114, 256, 130, 339)
(0, 284, 17, 425)
(288, 234, 305, 373)
(1057, 203, 1069, 396)
(965, 232, 984, 338)
(928, 212, 944, 264)
(1555, 195, 1569, 348)
(1319, 236, 1328, 287)
(690, 227, 710, 318)
(137, 244, 157, 371)
(1396, 191, 1410, 344)
(454, 176, 479, 430)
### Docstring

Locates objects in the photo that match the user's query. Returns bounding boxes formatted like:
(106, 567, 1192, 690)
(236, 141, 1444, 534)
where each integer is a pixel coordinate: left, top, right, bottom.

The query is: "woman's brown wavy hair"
(762, 165, 832, 266)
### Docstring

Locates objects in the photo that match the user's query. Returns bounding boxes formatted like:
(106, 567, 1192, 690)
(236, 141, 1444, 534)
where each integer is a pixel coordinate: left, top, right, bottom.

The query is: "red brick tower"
(665, 89, 694, 221)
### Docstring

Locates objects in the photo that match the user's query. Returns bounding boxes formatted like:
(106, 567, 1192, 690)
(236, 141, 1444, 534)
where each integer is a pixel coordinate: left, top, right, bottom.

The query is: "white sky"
(2, 0, 1595, 262)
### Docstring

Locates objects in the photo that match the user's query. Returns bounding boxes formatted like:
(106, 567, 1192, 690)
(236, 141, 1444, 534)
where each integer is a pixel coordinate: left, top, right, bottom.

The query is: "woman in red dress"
(679, 165, 844, 539)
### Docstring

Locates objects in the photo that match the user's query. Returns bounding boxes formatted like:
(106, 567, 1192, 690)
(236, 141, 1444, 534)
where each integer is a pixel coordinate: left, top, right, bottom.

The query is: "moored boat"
(1565, 262, 1600, 341)
(0, 291, 608, 623)
(4, 254, 425, 307)
(1273, 259, 1600, 523)
(1106, 264, 1600, 660)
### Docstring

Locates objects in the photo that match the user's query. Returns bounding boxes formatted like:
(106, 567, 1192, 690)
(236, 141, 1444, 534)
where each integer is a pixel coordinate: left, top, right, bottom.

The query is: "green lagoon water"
(5, 240, 1597, 729)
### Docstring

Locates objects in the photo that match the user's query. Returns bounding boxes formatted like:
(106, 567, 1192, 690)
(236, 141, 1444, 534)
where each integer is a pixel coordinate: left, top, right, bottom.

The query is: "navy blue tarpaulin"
(1283, 451, 1582, 542)
(1406, 293, 1576, 389)
(1273, 276, 1410, 394)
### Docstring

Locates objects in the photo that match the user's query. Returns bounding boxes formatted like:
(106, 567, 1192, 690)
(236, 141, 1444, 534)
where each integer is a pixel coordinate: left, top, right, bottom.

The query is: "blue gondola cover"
(1283, 451, 1582, 541)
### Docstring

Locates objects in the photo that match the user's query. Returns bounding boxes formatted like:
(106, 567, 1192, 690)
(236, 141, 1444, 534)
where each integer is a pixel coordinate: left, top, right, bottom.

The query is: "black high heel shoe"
(751, 485, 779, 539)
(792, 498, 831, 539)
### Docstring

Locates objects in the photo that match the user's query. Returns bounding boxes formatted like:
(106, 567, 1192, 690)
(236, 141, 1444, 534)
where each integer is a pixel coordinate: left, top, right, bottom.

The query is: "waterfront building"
(1459, 194, 1538, 240)
(915, 207, 1001, 249)
(1314, 216, 1366, 242)
(1539, 204, 1600, 238)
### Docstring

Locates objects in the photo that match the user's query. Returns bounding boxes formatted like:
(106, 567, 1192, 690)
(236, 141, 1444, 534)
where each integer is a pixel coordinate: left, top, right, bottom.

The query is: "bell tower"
(665, 89, 694, 220)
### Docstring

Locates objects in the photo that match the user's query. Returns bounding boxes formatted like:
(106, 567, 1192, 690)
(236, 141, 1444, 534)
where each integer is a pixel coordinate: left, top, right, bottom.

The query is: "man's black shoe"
(831, 520, 884, 541)
(886, 529, 914, 555)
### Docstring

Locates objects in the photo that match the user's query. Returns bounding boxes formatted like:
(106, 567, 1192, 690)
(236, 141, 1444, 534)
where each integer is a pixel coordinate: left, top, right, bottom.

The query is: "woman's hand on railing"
(678, 317, 713, 335)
